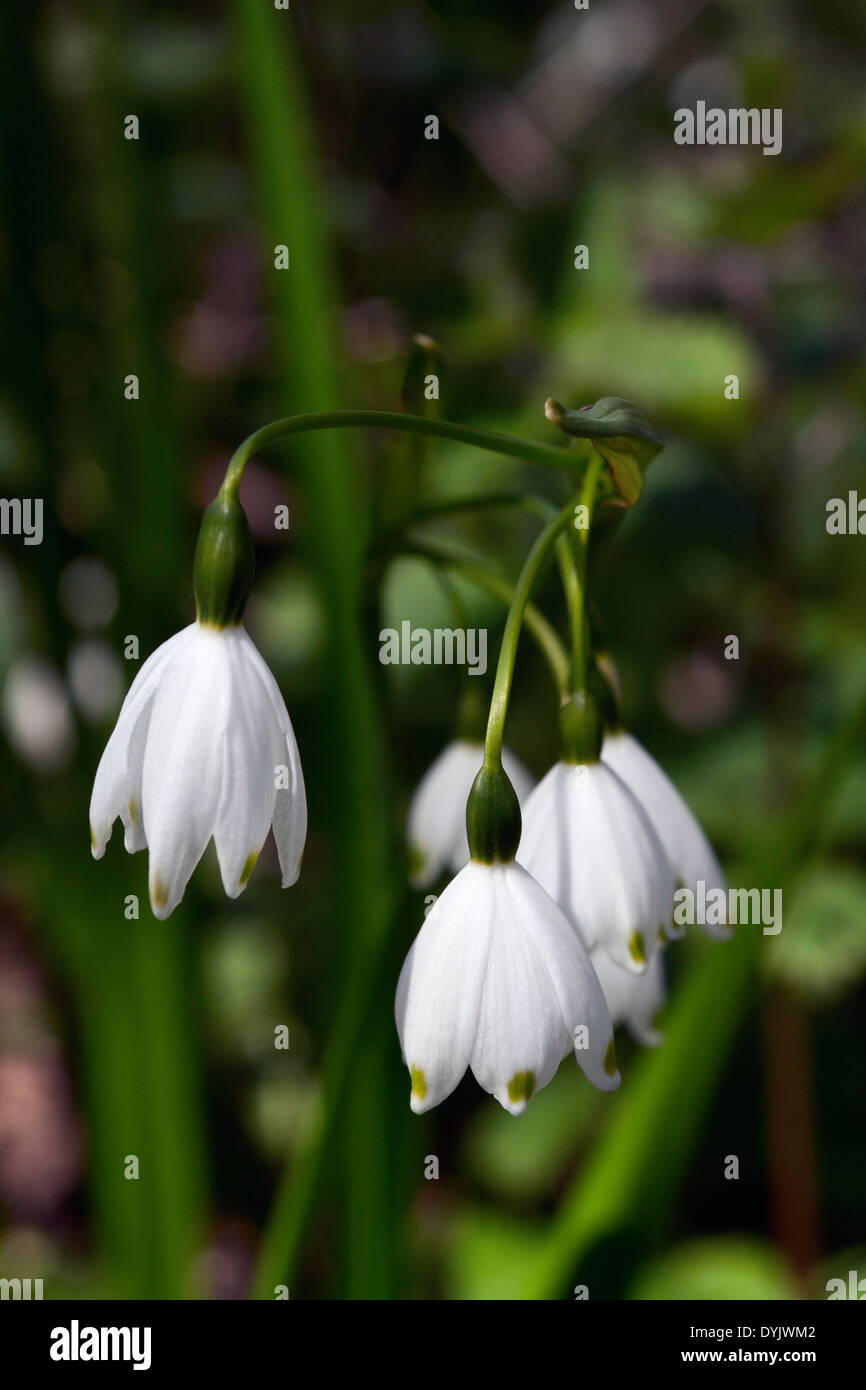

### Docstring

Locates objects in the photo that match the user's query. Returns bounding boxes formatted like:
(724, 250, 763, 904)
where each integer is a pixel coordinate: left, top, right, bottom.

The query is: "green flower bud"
(193, 489, 255, 628)
(466, 760, 522, 866)
(560, 689, 603, 764)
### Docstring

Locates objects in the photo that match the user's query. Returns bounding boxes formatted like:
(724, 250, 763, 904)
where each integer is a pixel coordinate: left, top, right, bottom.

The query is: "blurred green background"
(0, 0, 864, 1300)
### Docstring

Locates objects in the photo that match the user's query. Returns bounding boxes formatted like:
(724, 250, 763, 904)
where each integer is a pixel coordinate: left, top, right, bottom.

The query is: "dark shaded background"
(0, 0, 864, 1299)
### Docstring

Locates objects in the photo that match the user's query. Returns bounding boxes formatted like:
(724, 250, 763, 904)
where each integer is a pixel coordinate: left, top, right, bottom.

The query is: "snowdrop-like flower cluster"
(399, 691, 727, 1114)
(84, 394, 724, 1124)
(90, 487, 306, 920)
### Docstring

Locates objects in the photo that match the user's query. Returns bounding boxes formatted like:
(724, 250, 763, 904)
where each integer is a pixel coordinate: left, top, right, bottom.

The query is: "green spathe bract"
(545, 396, 663, 508)
(466, 761, 522, 866)
(193, 490, 255, 628)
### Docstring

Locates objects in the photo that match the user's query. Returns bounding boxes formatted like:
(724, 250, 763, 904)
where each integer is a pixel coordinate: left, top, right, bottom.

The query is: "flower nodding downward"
(519, 760, 675, 973)
(602, 730, 730, 940)
(395, 860, 620, 1115)
(89, 623, 306, 919)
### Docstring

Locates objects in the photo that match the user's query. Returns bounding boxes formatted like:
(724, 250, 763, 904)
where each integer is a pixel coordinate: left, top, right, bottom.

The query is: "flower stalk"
(569, 450, 604, 699)
(481, 494, 582, 772)
(220, 408, 580, 500)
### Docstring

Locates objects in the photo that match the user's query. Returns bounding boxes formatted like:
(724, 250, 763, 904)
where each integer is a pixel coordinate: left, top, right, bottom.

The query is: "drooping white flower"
(395, 859, 620, 1114)
(518, 760, 675, 972)
(407, 740, 535, 887)
(90, 622, 306, 920)
(591, 946, 665, 1047)
(602, 729, 730, 939)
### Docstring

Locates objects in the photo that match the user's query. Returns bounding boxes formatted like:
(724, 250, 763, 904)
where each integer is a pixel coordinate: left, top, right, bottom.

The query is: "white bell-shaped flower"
(407, 740, 535, 887)
(602, 729, 730, 939)
(518, 760, 675, 972)
(591, 946, 665, 1047)
(90, 622, 306, 920)
(395, 859, 620, 1114)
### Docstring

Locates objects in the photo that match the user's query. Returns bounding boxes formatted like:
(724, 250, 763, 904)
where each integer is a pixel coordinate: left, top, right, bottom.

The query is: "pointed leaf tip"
(544, 396, 663, 507)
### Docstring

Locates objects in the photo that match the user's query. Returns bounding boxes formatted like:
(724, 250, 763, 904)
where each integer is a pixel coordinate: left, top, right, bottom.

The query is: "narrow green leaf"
(764, 862, 866, 1000)
(507, 932, 757, 1300)
(232, 0, 397, 1298)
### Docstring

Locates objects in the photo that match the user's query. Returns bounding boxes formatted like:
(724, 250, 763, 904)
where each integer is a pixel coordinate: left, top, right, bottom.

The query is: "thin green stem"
(483, 494, 581, 769)
(570, 451, 603, 695)
(555, 534, 580, 668)
(220, 411, 578, 499)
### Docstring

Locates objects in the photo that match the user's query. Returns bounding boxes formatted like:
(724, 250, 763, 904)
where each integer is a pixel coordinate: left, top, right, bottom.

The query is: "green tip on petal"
(151, 878, 169, 911)
(629, 930, 646, 965)
(239, 851, 259, 887)
(507, 1070, 536, 1105)
(410, 1065, 427, 1102)
(127, 798, 139, 828)
(604, 1039, 618, 1076)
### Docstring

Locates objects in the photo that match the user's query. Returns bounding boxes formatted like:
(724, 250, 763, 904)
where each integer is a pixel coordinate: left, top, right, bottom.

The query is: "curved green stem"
(555, 533, 580, 665)
(400, 540, 569, 695)
(220, 411, 578, 500)
(483, 494, 581, 769)
(569, 452, 603, 696)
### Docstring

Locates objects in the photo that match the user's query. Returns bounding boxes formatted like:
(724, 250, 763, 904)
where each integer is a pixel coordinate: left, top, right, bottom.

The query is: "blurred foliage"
(765, 864, 866, 1000)
(629, 1236, 802, 1301)
(0, 0, 863, 1300)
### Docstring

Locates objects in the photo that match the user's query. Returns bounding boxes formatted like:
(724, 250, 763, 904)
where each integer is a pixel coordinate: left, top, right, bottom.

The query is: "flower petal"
(141, 627, 232, 919)
(395, 862, 490, 1112)
(406, 741, 483, 887)
(591, 945, 665, 1047)
(603, 731, 730, 940)
(212, 630, 278, 898)
(470, 863, 619, 1111)
(89, 626, 194, 858)
(237, 629, 307, 888)
(520, 762, 674, 973)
